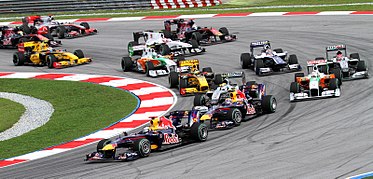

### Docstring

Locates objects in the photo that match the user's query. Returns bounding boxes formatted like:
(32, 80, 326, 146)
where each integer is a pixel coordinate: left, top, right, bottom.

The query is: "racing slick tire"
(202, 67, 213, 73)
(357, 60, 367, 71)
(227, 108, 242, 126)
(162, 30, 172, 39)
(73, 49, 84, 58)
(273, 48, 283, 53)
(46, 54, 57, 68)
(180, 78, 188, 88)
(331, 68, 342, 85)
(97, 139, 111, 152)
(121, 57, 132, 72)
(192, 32, 202, 43)
(219, 27, 229, 41)
(80, 22, 90, 29)
(288, 54, 299, 65)
(240, 53, 251, 69)
(290, 82, 300, 93)
(254, 59, 264, 75)
(56, 26, 66, 39)
(319, 65, 328, 74)
(350, 53, 360, 60)
(294, 73, 304, 82)
(190, 122, 208, 142)
(169, 71, 179, 88)
(134, 138, 151, 157)
(18, 37, 29, 44)
(214, 74, 223, 85)
(13, 52, 25, 66)
(189, 39, 199, 49)
(262, 95, 277, 113)
(328, 78, 339, 90)
(127, 41, 138, 56)
(159, 44, 171, 55)
(176, 55, 185, 63)
(145, 61, 155, 77)
(194, 93, 207, 106)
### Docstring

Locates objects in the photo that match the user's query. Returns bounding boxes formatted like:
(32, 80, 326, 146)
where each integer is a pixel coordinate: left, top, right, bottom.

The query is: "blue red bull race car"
(85, 114, 208, 162)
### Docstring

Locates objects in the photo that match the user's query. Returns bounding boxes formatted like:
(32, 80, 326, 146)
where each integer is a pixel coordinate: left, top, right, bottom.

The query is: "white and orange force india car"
(127, 31, 205, 56)
(290, 59, 341, 102)
(240, 40, 302, 75)
(324, 44, 369, 80)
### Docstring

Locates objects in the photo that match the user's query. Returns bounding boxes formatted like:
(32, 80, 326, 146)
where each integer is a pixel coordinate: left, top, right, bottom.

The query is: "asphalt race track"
(0, 15, 372, 178)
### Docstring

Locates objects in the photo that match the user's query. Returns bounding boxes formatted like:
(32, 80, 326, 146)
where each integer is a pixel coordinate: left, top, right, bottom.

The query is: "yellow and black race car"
(13, 41, 92, 68)
(168, 59, 223, 96)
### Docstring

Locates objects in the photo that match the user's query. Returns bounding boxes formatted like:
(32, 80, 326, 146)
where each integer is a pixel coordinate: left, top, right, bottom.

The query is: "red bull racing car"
(85, 114, 208, 162)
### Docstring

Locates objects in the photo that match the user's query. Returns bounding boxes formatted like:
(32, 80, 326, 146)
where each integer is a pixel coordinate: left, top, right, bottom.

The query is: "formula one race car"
(22, 15, 97, 39)
(121, 48, 177, 77)
(240, 40, 302, 75)
(290, 61, 341, 102)
(85, 115, 208, 162)
(13, 41, 92, 68)
(163, 18, 237, 45)
(322, 44, 369, 80)
(168, 61, 222, 96)
(194, 80, 276, 129)
(127, 31, 205, 57)
(0, 26, 60, 48)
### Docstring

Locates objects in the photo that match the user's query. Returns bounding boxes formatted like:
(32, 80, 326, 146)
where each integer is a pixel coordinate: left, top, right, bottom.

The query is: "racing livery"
(290, 60, 341, 102)
(121, 48, 177, 77)
(194, 80, 277, 129)
(323, 44, 368, 80)
(240, 40, 302, 75)
(127, 31, 205, 57)
(22, 15, 97, 39)
(163, 18, 237, 45)
(13, 41, 92, 68)
(85, 115, 207, 162)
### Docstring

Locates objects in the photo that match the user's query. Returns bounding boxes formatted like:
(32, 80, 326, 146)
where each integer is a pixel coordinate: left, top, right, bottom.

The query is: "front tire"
(46, 54, 57, 68)
(169, 71, 179, 88)
(226, 108, 242, 126)
(240, 53, 251, 69)
(133, 138, 151, 157)
(13, 52, 25, 66)
(73, 49, 84, 58)
(121, 57, 132, 72)
(262, 95, 277, 113)
(190, 122, 208, 142)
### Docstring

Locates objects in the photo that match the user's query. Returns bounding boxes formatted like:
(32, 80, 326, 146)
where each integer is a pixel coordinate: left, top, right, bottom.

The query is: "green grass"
(0, 79, 138, 159)
(0, 98, 25, 133)
(1, 0, 373, 22)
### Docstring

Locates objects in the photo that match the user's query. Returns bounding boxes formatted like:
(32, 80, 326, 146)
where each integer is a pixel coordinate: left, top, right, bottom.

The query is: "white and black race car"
(240, 40, 302, 75)
(127, 31, 205, 57)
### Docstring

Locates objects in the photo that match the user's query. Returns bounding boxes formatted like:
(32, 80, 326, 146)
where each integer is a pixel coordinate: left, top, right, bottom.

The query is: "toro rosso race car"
(121, 48, 178, 77)
(240, 40, 302, 75)
(322, 44, 368, 80)
(22, 15, 97, 39)
(163, 18, 237, 45)
(127, 31, 205, 57)
(85, 115, 207, 162)
(194, 79, 276, 129)
(290, 61, 341, 102)
(13, 41, 92, 68)
(1, 26, 60, 48)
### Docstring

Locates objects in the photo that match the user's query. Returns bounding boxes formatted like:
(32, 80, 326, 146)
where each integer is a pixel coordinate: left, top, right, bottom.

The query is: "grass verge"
(0, 79, 138, 159)
(0, 98, 25, 133)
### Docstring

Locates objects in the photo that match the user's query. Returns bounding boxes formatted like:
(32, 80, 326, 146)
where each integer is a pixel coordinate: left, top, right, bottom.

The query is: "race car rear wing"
(250, 40, 270, 48)
(326, 45, 346, 52)
(306, 58, 327, 66)
(221, 71, 246, 85)
(178, 59, 200, 73)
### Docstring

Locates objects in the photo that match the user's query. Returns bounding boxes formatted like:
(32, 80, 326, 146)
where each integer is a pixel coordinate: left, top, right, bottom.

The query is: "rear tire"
(219, 27, 229, 41)
(159, 44, 171, 55)
(331, 68, 342, 86)
(133, 138, 151, 157)
(73, 49, 84, 58)
(357, 60, 367, 71)
(350, 53, 360, 60)
(194, 93, 207, 106)
(288, 54, 298, 65)
(127, 41, 138, 56)
(121, 57, 132, 72)
(80, 22, 90, 29)
(262, 95, 277, 113)
(192, 32, 202, 43)
(240, 53, 251, 69)
(189, 39, 199, 49)
(190, 122, 208, 142)
(273, 48, 283, 53)
(294, 73, 304, 82)
(329, 78, 338, 90)
(214, 74, 223, 85)
(97, 139, 111, 152)
(202, 67, 212, 73)
(56, 26, 66, 39)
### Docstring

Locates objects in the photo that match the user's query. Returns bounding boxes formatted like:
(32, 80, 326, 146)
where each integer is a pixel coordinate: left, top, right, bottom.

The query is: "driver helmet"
(223, 98, 232, 105)
(336, 51, 343, 59)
